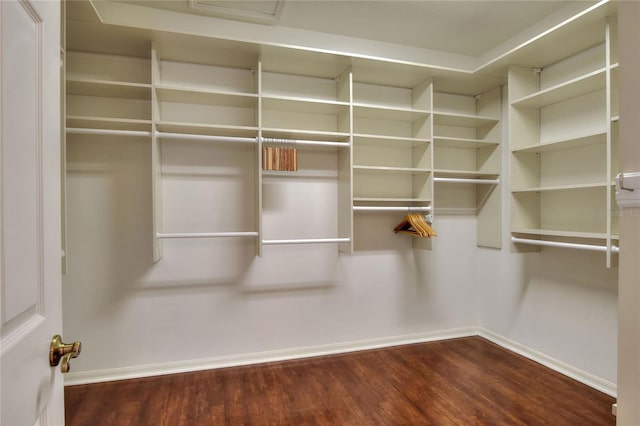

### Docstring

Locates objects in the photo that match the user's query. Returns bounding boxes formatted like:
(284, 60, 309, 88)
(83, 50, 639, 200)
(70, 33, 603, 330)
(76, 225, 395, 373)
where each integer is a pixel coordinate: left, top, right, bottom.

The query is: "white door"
(617, 3, 640, 424)
(0, 1, 66, 425)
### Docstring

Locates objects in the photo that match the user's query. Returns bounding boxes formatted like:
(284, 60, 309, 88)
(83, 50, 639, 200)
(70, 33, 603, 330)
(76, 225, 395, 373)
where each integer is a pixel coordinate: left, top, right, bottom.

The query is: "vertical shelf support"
(509, 66, 542, 253)
(476, 86, 502, 248)
(338, 66, 354, 254)
(508, 23, 617, 266)
(605, 17, 617, 268)
(256, 55, 264, 257)
(151, 43, 163, 262)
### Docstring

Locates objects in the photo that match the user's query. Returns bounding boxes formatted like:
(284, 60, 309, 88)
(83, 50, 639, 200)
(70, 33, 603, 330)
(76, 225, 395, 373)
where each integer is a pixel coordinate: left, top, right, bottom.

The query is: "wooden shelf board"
(434, 169, 499, 179)
(512, 132, 606, 153)
(156, 85, 258, 108)
(262, 171, 297, 177)
(351, 57, 504, 95)
(434, 136, 499, 149)
(262, 127, 350, 142)
(353, 134, 430, 147)
(433, 112, 498, 127)
(156, 121, 258, 137)
(511, 228, 608, 239)
(67, 78, 151, 99)
(512, 182, 608, 192)
(352, 133, 430, 145)
(263, 92, 347, 105)
(263, 96, 349, 114)
(353, 103, 430, 121)
(66, 115, 152, 131)
(512, 68, 606, 108)
(353, 165, 431, 174)
(262, 169, 339, 179)
(353, 197, 431, 203)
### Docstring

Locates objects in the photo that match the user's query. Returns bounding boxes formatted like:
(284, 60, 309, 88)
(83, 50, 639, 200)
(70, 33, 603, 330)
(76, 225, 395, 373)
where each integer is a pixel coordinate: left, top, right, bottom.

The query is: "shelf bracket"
(616, 172, 640, 208)
(618, 173, 635, 191)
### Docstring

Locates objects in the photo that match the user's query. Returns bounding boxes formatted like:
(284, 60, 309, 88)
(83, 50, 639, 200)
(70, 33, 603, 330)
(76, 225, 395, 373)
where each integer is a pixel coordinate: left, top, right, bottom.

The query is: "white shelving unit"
(154, 52, 259, 138)
(150, 43, 261, 260)
(65, 51, 157, 258)
(64, 17, 510, 259)
(508, 33, 619, 266)
(63, 0, 621, 264)
(432, 87, 502, 248)
(66, 52, 152, 131)
(352, 83, 433, 202)
(259, 57, 353, 254)
(350, 77, 435, 248)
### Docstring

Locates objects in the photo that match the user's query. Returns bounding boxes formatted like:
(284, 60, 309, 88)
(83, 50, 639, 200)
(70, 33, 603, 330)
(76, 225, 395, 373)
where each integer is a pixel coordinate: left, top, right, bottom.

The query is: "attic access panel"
(189, 0, 286, 24)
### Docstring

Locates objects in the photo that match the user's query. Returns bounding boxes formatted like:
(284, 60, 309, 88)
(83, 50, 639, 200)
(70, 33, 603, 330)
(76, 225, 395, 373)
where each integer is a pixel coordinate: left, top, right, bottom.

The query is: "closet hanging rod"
(65, 129, 348, 147)
(434, 177, 500, 184)
(511, 237, 620, 253)
(157, 232, 259, 239)
(353, 206, 432, 212)
(66, 128, 152, 137)
(262, 238, 351, 246)
(156, 132, 256, 144)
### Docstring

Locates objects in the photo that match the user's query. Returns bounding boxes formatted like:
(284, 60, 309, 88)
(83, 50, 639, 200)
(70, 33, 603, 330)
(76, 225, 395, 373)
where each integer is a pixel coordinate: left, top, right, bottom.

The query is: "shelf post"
(151, 43, 163, 262)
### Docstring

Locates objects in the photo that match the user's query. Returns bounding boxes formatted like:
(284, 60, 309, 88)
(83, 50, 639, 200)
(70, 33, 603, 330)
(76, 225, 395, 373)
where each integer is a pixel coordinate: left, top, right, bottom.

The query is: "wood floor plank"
(65, 337, 615, 425)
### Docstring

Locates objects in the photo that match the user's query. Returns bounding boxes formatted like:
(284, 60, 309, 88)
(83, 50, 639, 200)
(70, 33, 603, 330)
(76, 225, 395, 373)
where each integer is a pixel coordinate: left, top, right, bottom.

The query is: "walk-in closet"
(7, 0, 640, 424)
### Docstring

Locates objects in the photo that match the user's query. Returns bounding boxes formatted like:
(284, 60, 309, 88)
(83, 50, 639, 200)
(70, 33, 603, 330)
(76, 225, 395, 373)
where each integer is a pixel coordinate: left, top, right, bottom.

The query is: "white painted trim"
(63, 327, 477, 386)
(90, 0, 610, 76)
(92, 1, 475, 72)
(477, 327, 617, 398)
(477, 0, 613, 73)
(63, 326, 617, 399)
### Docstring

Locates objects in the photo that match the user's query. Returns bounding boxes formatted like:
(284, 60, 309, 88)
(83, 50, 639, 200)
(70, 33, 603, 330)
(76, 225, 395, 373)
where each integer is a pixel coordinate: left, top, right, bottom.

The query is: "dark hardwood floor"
(65, 336, 616, 425)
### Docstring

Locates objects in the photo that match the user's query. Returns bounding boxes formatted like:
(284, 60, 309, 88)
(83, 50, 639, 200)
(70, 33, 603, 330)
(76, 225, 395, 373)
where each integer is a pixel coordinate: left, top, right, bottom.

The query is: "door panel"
(617, 3, 640, 423)
(1, 1, 63, 425)
(2, 0, 42, 335)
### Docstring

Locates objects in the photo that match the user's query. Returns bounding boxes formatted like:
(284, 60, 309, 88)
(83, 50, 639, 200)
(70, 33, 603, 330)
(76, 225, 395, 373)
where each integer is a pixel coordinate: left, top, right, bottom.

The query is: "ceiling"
(272, 0, 575, 57)
(117, 0, 585, 57)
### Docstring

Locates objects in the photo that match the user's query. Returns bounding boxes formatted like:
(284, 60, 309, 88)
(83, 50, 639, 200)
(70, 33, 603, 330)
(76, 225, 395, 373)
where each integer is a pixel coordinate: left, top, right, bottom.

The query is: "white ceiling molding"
(83, 0, 613, 78)
(67, 0, 102, 23)
(188, 0, 287, 25)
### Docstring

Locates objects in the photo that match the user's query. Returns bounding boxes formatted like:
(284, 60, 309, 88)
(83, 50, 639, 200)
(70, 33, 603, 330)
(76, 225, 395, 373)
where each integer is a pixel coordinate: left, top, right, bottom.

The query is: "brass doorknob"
(49, 335, 81, 373)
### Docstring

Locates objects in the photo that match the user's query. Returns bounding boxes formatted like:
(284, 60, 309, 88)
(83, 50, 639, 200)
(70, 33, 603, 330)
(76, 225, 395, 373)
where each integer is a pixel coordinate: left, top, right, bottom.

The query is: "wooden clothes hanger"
(262, 140, 298, 171)
(393, 213, 437, 238)
(412, 214, 437, 238)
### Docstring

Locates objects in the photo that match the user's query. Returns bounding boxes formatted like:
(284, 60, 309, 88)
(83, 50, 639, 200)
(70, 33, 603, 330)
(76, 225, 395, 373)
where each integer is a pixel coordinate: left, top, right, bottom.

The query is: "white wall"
(476, 244, 618, 384)
(62, 90, 619, 390)
(62, 134, 478, 378)
(477, 88, 618, 387)
(60, 3, 622, 389)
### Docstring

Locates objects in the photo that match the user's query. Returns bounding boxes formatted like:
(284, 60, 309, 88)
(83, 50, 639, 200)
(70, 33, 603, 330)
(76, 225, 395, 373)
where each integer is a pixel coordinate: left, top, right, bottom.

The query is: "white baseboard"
(64, 326, 617, 399)
(64, 326, 477, 386)
(477, 327, 617, 398)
